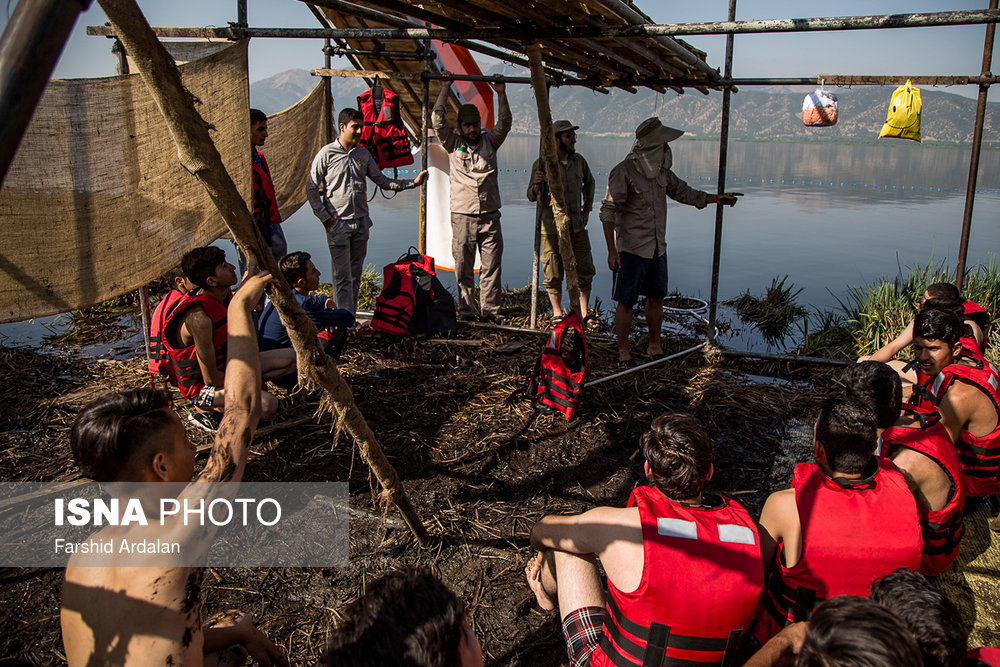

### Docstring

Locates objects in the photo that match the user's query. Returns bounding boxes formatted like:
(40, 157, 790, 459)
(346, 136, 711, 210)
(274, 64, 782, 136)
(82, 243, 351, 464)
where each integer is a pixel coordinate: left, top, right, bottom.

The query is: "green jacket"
(526, 153, 595, 236)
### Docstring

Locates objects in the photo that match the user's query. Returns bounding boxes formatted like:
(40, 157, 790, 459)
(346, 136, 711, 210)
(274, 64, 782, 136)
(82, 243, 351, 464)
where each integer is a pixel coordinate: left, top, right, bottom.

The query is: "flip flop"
(616, 358, 637, 368)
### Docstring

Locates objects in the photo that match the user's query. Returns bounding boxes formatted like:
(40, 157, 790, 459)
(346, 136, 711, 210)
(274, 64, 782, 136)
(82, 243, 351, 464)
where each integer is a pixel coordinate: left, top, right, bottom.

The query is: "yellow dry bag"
(878, 80, 922, 142)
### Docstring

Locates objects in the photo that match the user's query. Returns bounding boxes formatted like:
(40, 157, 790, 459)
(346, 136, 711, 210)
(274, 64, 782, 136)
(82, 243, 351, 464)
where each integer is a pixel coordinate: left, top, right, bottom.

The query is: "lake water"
(4, 137, 999, 351)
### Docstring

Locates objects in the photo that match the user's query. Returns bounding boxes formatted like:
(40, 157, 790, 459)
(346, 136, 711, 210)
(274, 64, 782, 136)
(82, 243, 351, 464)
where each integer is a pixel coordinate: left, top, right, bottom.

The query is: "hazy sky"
(3, 0, 993, 98)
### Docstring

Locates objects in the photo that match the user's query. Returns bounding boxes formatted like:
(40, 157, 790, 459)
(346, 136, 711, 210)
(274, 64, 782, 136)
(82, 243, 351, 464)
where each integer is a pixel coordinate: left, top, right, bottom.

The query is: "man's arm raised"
(199, 273, 274, 483)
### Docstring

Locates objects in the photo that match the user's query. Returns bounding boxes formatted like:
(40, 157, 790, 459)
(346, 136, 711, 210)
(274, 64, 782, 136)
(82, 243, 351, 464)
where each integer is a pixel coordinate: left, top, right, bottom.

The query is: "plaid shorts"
(562, 606, 604, 667)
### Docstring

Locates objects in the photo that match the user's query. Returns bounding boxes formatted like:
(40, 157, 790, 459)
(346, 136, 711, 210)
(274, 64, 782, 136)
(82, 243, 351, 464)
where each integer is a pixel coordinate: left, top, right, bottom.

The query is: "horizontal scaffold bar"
(87, 8, 1000, 41)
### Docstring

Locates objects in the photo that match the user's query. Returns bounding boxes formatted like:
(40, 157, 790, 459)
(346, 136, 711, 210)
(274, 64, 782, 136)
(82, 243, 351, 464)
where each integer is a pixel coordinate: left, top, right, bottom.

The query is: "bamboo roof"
(315, 0, 721, 140)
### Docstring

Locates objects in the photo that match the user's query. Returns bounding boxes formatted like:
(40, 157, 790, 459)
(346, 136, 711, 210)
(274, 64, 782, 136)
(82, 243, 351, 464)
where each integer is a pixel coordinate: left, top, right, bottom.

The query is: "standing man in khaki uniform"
(527, 120, 597, 325)
(600, 118, 738, 366)
(432, 80, 512, 324)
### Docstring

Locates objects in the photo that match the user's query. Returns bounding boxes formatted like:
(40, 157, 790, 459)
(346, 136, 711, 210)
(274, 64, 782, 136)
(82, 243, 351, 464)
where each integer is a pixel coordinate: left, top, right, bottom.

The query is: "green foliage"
(723, 276, 808, 344)
(800, 256, 1000, 364)
(357, 266, 381, 311)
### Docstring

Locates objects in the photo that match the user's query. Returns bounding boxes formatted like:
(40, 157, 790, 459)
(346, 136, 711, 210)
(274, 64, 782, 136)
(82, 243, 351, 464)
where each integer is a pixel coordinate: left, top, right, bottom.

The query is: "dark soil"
(0, 299, 841, 665)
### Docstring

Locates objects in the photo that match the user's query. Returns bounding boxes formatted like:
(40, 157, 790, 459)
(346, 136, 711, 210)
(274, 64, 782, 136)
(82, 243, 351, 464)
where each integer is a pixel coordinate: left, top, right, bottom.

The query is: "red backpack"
(526, 312, 588, 420)
(372, 248, 456, 336)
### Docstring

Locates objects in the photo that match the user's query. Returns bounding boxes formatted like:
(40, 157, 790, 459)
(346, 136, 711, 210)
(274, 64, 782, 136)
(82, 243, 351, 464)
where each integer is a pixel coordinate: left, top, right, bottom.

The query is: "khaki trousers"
(451, 211, 503, 318)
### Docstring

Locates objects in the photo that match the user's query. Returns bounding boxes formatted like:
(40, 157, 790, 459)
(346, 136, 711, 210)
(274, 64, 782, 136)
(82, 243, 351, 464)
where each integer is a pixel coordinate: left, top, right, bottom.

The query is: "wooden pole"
(419, 43, 430, 254)
(0, 0, 92, 186)
(956, 0, 997, 290)
(98, 0, 430, 545)
(526, 43, 580, 316)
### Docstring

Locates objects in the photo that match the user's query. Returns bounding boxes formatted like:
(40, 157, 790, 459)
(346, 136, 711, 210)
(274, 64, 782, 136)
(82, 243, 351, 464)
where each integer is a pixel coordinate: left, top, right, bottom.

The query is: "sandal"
(552, 314, 565, 326)
(583, 314, 601, 331)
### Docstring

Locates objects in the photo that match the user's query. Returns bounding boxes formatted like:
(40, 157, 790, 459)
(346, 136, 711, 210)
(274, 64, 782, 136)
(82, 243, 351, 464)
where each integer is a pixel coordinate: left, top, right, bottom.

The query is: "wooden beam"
(526, 43, 580, 312)
(97, 0, 430, 546)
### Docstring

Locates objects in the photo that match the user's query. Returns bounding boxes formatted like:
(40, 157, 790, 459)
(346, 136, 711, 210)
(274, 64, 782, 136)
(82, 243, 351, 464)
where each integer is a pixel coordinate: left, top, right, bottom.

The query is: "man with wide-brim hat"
(527, 119, 597, 326)
(600, 117, 738, 366)
(432, 79, 512, 324)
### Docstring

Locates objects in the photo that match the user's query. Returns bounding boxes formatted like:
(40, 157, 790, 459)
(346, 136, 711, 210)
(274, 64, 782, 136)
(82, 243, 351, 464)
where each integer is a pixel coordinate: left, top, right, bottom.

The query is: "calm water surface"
(4, 138, 998, 350)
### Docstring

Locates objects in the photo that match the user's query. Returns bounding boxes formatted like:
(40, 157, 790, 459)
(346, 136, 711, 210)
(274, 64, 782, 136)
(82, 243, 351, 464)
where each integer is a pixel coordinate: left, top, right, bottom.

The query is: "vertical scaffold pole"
(955, 0, 997, 291)
(419, 41, 430, 253)
(707, 0, 737, 344)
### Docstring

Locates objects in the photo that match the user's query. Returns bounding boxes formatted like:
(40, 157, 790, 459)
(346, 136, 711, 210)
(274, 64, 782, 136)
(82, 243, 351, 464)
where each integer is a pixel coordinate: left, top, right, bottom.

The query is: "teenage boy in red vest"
(905, 307, 1000, 499)
(842, 361, 965, 575)
(163, 247, 296, 420)
(526, 413, 763, 666)
(251, 108, 286, 262)
(148, 267, 196, 385)
(756, 396, 923, 640)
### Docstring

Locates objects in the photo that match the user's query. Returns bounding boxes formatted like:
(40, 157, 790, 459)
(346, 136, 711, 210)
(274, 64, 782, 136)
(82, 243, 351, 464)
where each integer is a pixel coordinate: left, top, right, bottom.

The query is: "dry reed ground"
(0, 309, 997, 664)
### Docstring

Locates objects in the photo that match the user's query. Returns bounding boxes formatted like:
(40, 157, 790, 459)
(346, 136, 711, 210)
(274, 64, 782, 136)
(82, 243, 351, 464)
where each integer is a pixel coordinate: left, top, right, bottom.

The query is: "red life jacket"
(757, 458, 922, 640)
(964, 299, 990, 349)
(968, 647, 1000, 666)
(961, 324, 985, 362)
(881, 405, 964, 575)
(357, 87, 414, 169)
(526, 312, 587, 421)
(148, 288, 189, 384)
(162, 294, 228, 399)
(253, 149, 281, 225)
(591, 486, 763, 667)
(371, 249, 456, 336)
(912, 360, 1000, 497)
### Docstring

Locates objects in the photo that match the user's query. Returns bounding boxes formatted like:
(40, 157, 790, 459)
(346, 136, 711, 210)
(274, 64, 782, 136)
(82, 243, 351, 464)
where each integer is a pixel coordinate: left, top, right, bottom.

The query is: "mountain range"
(251, 68, 1000, 147)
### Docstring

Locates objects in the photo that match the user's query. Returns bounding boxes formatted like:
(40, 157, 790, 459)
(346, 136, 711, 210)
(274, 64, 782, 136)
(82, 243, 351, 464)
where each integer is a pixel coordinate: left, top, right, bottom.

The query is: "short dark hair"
(921, 297, 966, 323)
(279, 251, 312, 286)
(319, 567, 466, 667)
(870, 568, 967, 667)
(181, 246, 227, 289)
(640, 413, 713, 500)
(815, 396, 877, 475)
(339, 108, 363, 127)
(796, 596, 922, 667)
(71, 389, 176, 482)
(925, 282, 960, 301)
(841, 361, 902, 429)
(250, 108, 267, 125)
(914, 308, 962, 345)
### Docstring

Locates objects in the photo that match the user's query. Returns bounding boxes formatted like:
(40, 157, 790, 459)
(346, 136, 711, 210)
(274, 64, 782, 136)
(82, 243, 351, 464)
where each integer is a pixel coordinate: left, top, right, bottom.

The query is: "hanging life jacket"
(148, 287, 190, 385)
(526, 312, 587, 421)
(357, 87, 415, 169)
(371, 247, 456, 336)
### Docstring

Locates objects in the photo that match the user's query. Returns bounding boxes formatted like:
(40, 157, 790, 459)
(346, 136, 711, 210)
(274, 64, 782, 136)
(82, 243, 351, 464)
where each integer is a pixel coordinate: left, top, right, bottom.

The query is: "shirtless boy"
(163, 247, 296, 419)
(61, 272, 287, 666)
(526, 413, 763, 666)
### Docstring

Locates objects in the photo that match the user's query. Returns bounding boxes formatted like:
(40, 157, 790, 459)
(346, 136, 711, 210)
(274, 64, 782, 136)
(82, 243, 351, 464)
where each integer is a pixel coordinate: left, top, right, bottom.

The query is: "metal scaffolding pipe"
(88, 8, 999, 41)
(719, 349, 851, 367)
(708, 0, 737, 344)
(586, 343, 707, 387)
(956, 0, 997, 290)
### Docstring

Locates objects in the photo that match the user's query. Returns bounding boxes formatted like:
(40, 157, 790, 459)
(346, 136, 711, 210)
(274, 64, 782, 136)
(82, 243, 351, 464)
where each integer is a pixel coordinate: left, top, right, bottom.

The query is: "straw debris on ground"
(0, 290, 996, 664)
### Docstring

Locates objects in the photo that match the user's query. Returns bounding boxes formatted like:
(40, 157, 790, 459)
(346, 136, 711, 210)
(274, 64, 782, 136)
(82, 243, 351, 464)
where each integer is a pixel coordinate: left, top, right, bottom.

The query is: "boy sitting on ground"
(317, 566, 482, 666)
(163, 247, 296, 419)
(148, 266, 196, 385)
(61, 272, 287, 667)
(842, 361, 964, 575)
(526, 413, 764, 667)
(862, 282, 990, 363)
(257, 251, 354, 359)
(903, 307, 1000, 500)
(756, 396, 923, 640)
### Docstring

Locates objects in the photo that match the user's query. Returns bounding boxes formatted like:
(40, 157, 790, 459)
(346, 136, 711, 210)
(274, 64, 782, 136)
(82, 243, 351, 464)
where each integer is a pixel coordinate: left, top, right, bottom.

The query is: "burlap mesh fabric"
(265, 81, 330, 222)
(0, 41, 251, 324)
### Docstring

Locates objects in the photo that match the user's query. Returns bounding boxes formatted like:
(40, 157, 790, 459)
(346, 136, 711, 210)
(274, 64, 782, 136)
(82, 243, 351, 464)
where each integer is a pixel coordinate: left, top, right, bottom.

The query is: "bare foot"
(525, 553, 555, 611)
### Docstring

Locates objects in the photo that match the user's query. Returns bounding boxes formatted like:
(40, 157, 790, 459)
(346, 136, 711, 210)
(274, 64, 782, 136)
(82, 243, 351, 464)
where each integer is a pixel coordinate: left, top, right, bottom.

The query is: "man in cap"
(527, 120, 597, 325)
(432, 80, 512, 324)
(600, 118, 738, 366)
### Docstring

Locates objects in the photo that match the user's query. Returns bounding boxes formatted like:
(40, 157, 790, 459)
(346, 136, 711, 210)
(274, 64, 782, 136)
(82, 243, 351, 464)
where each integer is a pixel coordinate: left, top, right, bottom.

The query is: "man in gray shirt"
(432, 80, 511, 323)
(307, 108, 427, 315)
(600, 118, 737, 366)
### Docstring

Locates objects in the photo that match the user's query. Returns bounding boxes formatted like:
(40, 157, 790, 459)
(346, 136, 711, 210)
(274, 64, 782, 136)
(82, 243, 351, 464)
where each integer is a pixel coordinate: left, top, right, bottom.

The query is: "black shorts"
(612, 251, 667, 306)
